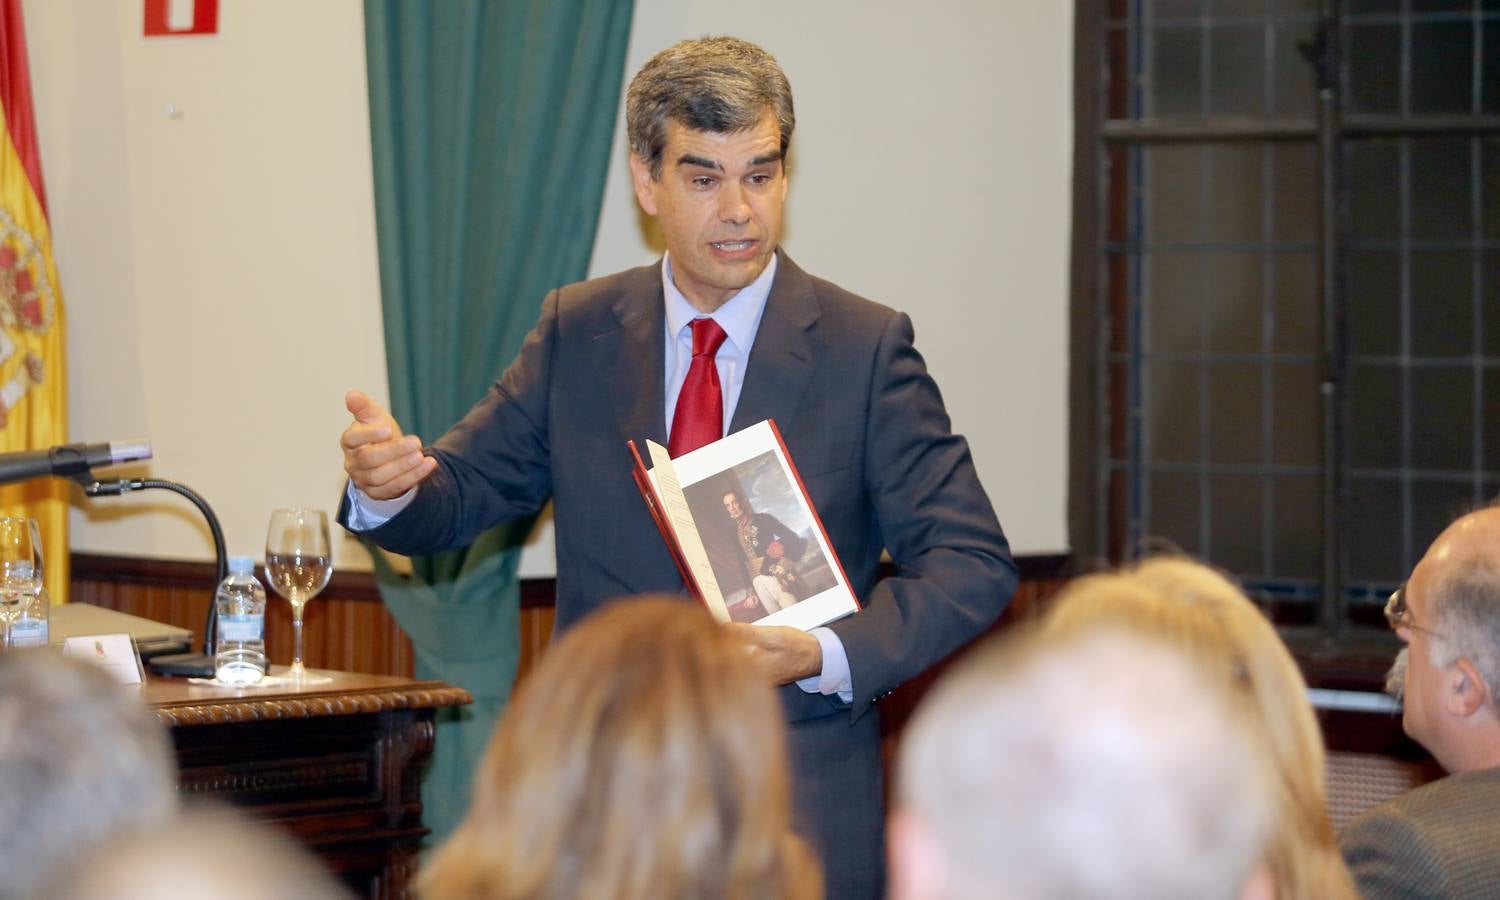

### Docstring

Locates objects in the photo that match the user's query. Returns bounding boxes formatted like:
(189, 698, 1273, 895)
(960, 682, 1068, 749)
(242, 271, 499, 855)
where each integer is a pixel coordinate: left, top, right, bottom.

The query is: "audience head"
(626, 36, 795, 179)
(44, 805, 350, 900)
(0, 651, 178, 900)
(419, 596, 819, 900)
(1386, 503, 1500, 774)
(892, 621, 1275, 900)
(1039, 559, 1355, 900)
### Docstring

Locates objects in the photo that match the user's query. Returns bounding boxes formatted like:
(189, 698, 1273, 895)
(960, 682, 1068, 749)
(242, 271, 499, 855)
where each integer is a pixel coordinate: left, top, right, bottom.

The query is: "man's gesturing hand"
(727, 622, 823, 685)
(341, 390, 438, 500)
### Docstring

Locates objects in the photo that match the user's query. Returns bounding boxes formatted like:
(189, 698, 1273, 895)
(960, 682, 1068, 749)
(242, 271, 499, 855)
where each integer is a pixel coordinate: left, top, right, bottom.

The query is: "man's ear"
(628, 154, 659, 216)
(887, 807, 944, 900)
(1447, 657, 1490, 718)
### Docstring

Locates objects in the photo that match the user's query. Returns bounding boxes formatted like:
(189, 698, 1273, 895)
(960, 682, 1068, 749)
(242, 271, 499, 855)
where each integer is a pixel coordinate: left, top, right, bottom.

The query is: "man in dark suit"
(340, 36, 1015, 899)
(1340, 504, 1500, 899)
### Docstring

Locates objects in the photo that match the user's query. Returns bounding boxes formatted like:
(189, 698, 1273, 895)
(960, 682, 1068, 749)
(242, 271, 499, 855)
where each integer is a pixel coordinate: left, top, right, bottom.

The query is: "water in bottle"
(214, 556, 267, 684)
(9, 580, 49, 648)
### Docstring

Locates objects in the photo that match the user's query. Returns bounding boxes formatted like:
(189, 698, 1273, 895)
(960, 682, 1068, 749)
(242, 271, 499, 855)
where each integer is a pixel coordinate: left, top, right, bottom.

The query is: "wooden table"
(144, 669, 471, 899)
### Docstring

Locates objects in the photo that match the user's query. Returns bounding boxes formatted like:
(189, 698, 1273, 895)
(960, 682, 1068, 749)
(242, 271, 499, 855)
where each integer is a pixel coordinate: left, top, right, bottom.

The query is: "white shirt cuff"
(796, 627, 853, 704)
(343, 482, 416, 531)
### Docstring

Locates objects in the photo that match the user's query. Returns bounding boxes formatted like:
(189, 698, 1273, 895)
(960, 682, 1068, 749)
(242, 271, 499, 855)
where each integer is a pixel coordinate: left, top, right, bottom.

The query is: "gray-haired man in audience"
(44, 806, 351, 900)
(0, 652, 179, 900)
(1340, 503, 1500, 899)
(889, 627, 1276, 900)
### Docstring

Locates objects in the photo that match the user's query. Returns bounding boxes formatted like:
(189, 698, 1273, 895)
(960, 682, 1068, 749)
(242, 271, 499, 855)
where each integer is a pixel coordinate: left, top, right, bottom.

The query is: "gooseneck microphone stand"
(76, 476, 228, 678)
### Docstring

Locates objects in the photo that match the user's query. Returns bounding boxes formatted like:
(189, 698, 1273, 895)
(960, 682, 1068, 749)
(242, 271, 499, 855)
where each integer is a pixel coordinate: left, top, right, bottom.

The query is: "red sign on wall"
(143, 0, 219, 37)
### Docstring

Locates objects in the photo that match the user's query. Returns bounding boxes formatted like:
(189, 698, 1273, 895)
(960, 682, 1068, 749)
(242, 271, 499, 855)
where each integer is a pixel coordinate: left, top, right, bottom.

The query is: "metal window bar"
(1471, 0, 1486, 505)
(1474, 137, 1486, 502)
(1198, 145, 1213, 562)
(1317, 0, 1347, 631)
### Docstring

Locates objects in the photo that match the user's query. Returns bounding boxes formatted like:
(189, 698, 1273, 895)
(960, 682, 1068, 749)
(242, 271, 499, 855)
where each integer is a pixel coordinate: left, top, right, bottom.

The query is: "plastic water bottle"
(214, 556, 267, 684)
(9, 573, 48, 648)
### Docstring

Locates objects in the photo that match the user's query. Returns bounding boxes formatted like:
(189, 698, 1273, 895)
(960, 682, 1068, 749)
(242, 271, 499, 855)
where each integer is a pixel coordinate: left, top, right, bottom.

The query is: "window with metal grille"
(1071, 0, 1500, 643)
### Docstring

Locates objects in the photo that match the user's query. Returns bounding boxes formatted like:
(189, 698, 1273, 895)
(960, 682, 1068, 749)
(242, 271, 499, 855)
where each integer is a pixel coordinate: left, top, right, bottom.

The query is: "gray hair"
(44, 804, 351, 900)
(1426, 554, 1500, 708)
(626, 36, 795, 179)
(898, 628, 1274, 900)
(0, 653, 178, 899)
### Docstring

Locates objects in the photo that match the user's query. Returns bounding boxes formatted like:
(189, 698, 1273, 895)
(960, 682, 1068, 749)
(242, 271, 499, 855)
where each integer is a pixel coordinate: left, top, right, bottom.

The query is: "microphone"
(0, 440, 152, 486)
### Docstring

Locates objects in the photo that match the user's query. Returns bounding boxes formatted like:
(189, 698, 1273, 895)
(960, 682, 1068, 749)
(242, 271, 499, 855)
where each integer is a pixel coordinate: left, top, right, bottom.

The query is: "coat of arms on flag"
(0, 0, 69, 603)
(0, 209, 56, 426)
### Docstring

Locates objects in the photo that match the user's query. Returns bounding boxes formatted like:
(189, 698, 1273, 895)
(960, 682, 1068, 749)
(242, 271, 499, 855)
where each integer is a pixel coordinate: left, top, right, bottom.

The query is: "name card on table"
(62, 633, 145, 685)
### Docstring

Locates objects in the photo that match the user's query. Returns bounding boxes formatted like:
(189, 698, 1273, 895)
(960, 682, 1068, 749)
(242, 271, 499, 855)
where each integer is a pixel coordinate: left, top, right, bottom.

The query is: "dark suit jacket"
(1340, 765, 1500, 900)
(353, 252, 1016, 897)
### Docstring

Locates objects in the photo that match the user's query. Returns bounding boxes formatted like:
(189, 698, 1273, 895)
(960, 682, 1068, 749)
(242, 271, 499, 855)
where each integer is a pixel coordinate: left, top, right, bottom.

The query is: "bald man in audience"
(889, 626, 1276, 900)
(1340, 503, 1500, 899)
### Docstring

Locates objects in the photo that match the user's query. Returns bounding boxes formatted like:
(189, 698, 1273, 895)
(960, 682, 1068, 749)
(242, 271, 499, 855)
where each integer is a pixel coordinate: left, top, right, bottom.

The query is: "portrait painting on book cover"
(683, 450, 839, 624)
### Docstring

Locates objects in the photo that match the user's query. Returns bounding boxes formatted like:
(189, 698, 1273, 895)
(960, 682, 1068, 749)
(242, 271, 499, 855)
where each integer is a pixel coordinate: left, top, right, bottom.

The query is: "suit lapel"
(592, 264, 668, 448)
(731, 252, 821, 434)
(592, 253, 819, 447)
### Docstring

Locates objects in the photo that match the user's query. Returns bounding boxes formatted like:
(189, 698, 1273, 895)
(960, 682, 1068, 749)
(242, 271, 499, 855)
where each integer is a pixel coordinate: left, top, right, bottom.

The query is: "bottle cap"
(227, 556, 255, 574)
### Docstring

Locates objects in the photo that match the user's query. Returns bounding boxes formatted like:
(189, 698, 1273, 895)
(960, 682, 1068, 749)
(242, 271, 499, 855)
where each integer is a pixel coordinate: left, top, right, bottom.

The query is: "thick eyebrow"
(676, 153, 722, 171)
(675, 150, 784, 171)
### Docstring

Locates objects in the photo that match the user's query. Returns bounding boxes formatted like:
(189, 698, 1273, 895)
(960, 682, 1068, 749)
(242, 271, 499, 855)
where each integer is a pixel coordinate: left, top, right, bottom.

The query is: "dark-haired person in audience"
(0, 652, 179, 900)
(890, 617, 1276, 900)
(1340, 504, 1500, 899)
(418, 598, 821, 900)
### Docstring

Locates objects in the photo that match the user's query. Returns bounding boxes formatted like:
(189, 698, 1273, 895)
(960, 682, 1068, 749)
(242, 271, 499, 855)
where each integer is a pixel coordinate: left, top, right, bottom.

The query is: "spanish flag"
(0, 0, 67, 603)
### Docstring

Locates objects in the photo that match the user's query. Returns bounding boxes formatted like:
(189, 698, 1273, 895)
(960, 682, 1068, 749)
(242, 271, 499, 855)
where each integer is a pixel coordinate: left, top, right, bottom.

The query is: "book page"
(646, 440, 729, 621)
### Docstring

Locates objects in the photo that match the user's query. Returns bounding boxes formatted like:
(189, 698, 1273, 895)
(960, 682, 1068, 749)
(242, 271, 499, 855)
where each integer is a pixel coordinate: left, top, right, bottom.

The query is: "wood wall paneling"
(70, 554, 1067, 692)
(70, 554, 415, 677)
(72, 553, 1069, 740)
(73, 553, 1431, 826)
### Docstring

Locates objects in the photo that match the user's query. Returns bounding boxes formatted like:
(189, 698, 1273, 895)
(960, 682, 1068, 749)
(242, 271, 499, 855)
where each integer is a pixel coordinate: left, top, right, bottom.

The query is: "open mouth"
(710, 240, 757, 252)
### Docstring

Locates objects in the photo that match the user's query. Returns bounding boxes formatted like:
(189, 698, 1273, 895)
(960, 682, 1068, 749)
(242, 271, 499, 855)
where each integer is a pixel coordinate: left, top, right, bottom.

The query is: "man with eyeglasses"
(1339, 504, 1500, 900)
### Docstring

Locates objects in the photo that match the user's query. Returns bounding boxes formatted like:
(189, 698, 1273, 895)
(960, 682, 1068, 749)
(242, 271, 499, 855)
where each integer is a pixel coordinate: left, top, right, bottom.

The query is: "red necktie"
(668, 318, 729, 457)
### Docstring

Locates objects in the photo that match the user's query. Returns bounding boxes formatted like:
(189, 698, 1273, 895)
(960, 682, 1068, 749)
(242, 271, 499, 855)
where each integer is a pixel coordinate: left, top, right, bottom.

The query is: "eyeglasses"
(1384, 584, 1445, 639)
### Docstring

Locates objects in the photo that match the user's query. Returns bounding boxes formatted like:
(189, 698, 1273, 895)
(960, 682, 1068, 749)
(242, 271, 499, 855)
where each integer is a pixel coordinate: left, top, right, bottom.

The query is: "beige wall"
(28, 0, 387, 569)
(29, 0, 1072, 574)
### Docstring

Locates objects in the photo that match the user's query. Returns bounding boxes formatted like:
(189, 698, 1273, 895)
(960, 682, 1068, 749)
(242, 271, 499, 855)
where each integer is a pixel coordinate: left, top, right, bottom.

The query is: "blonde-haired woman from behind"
(1040, 557, 1358, 900)
(419, 596, 821, 900)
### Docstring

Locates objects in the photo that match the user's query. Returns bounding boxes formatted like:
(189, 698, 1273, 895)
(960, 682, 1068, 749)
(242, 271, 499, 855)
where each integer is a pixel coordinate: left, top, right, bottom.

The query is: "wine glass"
(265, 508, 333, 683)
(0, 518, 41, 650)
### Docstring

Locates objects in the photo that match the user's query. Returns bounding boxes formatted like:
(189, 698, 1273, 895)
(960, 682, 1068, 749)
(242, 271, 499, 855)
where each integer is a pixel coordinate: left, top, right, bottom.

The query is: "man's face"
(1391, 509, 1500, 770)
(723, 492, 744, 520)
(1395, 562, 1445, 748)
(629, 114, 787, 313)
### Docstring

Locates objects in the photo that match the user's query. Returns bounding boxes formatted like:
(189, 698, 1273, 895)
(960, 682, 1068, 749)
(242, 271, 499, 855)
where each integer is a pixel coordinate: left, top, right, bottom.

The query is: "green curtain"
(362, 0, 633, 844)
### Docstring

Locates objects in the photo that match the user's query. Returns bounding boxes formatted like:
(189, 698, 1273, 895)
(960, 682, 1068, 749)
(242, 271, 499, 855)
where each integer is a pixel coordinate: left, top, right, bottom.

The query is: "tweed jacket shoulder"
(1340, 765, 1500, 900)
